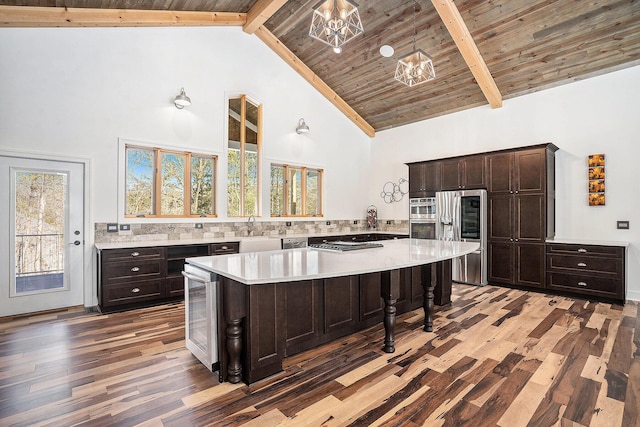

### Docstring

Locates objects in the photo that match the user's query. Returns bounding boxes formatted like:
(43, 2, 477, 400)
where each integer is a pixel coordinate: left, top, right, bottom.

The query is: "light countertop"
(185, 239, 479, 285)
(94, 231, 408, 250)
(546, 237, 629, 247)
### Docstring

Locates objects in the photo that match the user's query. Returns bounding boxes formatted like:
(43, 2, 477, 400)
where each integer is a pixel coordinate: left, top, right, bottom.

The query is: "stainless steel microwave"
(409, 197, 436, 220)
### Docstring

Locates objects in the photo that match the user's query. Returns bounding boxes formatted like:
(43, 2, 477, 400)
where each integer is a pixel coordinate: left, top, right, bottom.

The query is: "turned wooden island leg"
(226, 319, 243, 383)
(380, 269, 400, 353)
(222, 278, 247, 384)
(382, 299, 397, 353)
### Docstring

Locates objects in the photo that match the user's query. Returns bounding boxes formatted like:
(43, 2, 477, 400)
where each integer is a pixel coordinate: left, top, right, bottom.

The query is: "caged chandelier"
(394, 1, 436, 87)
(309, 0, 364, 54)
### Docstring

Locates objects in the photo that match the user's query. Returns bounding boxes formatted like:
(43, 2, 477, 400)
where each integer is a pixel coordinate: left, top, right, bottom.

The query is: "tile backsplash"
(94, 219, 409, 244)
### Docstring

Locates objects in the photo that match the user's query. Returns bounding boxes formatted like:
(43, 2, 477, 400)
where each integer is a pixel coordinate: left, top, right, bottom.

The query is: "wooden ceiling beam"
(244, 0, 289, 34)
(0, 6, 246, 27)
(254, 26, 375, 137)
(430, 0, 503, 108)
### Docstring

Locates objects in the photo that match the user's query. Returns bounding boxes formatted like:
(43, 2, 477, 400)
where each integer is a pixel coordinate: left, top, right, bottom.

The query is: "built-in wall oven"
(409, 197, 437, 239)
(410, 219, 437, 239)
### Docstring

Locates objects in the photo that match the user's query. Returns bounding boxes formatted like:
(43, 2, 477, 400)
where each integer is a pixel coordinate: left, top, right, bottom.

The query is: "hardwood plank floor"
(1, 284, 638, 426)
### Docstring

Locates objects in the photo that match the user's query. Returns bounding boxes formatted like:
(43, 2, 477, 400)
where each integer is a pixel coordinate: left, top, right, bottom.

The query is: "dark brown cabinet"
(246, 283, 284, 383)
(440, 155, 485, 190)
(546, 243, 625, 302)
(408, 161, 440, 196)
(489, 194, 546, 243)
(98, 241, 239, 312)
(280, 279, 323, 356)
(487, 144, 557, 289)
(360, 273, 384, 322)
(166, 244, 210, 298)
(487, 148, 549, 195)
(99, 247, 166, 309)
(324, 276, 359, 336)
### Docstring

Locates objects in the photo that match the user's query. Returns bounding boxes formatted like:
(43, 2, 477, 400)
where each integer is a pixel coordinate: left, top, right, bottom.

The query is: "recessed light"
(379, 45, 394, 58)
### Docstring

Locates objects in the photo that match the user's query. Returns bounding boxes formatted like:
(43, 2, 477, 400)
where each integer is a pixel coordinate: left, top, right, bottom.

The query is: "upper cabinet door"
(487, 152, 514, 193)
(440, 159, 460, 190)
(515, 149, 546, 193)
(440, 156, 486, 190)
(408, 161, 441, 196)
(462, 155, 486, 189)
(408, 163, 426, 195)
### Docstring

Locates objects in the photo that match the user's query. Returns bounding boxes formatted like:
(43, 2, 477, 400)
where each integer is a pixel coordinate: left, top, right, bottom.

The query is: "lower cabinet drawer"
(102, 247, 164, 262)
(102, 259, 164, 284)
(547, 272, 622, 298)
(211, 242, 240, 255)
(546, 254, 622, 277)
(102, 279, 164, 307)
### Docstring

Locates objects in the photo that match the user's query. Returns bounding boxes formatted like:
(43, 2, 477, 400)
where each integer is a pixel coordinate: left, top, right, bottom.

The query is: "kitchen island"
(185, 239, 479, 384)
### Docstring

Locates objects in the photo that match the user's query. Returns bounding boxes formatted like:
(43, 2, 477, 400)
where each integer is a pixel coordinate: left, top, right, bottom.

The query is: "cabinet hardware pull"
(578, 248, 587, 253)
(578, 262, 587, 267)
(221, 246, 228, 250)
(131, 266, 140, 272)
(131, 251, 140, 257)
(577, 282, 587, 287)
(131, 287, 140, 293)
(515, 238, 519, 242)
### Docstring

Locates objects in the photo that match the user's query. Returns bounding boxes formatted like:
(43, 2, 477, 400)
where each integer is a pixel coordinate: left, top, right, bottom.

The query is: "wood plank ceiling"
(1, 0, 639, 136)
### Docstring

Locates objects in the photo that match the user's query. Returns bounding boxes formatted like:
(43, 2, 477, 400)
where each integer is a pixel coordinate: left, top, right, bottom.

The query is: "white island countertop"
(186, 239, 479, 285)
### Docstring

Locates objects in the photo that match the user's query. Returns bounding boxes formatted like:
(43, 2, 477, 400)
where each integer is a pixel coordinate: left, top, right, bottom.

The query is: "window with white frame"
(227, 95, 261, 217)
(124, 145, 216, 218)
(270, 163, 323, 217)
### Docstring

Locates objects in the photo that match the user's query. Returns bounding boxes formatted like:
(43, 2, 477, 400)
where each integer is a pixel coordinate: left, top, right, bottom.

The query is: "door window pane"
(14, 171, 66, 294)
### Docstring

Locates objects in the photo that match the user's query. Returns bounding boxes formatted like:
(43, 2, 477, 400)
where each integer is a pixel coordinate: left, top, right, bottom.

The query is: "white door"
(0, 156, 84, 316)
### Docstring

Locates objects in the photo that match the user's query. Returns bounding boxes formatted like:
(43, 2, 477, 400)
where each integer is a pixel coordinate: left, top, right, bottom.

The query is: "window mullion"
(301, 167, 307, 216)
(284, 165, 290, 216)
(154, 149, 162, 217)
(185, 153, 192, 217)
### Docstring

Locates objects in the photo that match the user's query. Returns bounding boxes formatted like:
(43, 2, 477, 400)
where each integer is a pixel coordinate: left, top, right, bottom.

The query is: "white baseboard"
(626, 289, 640, 302)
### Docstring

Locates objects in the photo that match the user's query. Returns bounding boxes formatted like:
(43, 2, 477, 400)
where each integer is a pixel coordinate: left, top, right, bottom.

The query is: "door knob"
(70, 240, 81, 246)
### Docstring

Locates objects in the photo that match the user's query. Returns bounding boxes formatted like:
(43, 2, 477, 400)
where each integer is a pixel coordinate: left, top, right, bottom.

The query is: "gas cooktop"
(309, 241, 384, 252)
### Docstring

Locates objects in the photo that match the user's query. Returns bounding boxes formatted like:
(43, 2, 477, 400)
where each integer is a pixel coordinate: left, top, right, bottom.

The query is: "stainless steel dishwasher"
(281, 237, 308, 249)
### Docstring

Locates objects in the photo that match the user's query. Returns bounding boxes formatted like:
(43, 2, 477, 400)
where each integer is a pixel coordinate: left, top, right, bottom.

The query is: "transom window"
(125, 145, 217, 218)
(227, 95, 261, 217)
(270, 164, 323, 217)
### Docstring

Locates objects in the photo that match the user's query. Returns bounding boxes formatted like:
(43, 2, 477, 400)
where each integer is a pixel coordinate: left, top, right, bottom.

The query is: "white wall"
(0, 26, 372, 224)
(371, 65, 640, 300)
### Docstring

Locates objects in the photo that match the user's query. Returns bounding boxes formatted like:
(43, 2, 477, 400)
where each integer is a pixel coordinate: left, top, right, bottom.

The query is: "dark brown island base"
(184, 239, 479, 384)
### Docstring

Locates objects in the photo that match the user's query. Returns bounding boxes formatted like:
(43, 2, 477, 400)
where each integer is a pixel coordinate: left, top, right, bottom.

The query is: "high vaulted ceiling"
(2, 0, 639, 137)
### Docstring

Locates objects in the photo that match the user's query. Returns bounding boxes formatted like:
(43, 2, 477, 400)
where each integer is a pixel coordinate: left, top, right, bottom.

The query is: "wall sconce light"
(296, 118, 310, 134)
(174, 87, 191, 109)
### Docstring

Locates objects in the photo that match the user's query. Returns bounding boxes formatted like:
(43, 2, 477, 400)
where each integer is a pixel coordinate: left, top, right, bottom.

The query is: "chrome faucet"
(247, 215, 255, 236)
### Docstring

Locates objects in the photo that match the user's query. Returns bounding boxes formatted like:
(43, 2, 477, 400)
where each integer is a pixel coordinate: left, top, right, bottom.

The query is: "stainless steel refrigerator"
(435, 189, 487, 286)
